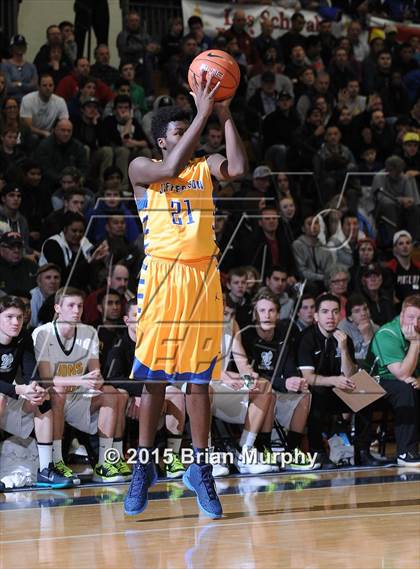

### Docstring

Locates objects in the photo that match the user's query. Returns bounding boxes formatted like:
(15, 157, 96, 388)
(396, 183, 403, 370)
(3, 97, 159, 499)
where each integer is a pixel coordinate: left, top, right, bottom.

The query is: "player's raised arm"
(207, 98, 248, 181)
(129, 72, 220, 190)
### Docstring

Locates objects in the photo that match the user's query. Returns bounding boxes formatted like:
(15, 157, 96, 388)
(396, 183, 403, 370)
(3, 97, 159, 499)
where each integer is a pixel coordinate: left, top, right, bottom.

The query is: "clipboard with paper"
(333, 369, 386, 412)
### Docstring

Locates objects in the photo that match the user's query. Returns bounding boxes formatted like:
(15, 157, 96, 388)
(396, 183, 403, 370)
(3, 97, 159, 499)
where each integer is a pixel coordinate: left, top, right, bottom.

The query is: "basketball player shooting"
(123, 70, 247, 518)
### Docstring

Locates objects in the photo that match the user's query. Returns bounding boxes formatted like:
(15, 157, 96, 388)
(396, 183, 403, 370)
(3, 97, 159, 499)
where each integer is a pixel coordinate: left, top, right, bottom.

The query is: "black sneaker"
(397, 450, 420, 467)
(0, 480, 5, 492)
(37, 463, 74, 489)
(317, 452, 337, 470)
(354, 449, 394, 467)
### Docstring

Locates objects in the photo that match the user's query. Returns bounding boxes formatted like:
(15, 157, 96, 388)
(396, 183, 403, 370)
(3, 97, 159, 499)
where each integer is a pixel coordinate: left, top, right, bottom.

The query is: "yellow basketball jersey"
(136, 157, 219, 261)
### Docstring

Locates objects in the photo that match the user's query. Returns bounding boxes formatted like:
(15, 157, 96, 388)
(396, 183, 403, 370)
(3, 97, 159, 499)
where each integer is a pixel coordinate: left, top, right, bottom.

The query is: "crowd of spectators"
(0, 5, 419, 488)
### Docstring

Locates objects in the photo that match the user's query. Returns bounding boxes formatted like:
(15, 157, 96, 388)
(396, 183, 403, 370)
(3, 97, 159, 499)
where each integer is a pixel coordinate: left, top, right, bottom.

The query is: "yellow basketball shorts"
(131, 255, 223, 384)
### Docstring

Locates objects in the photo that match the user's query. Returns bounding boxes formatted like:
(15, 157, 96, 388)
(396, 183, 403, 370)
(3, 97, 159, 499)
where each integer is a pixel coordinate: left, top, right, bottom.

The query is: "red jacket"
(56, 72, 114, 106)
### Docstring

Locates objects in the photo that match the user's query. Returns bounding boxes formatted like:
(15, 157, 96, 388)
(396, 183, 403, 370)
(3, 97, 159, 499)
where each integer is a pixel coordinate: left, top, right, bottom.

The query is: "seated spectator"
(363, 49, 393, 94)
(0, 295, 71, 488)
(66, 75, 97, 122)
(187, 15, 212, 53)
(313, 125, 357, 203)
(118, 62, 147, 116)
(346, 20, 369, 63)
(103, 212, 143, 285)
(51, 167, 94, 212)
(340, 79, 366, 118)
(105, 298, 187, 478)
(224, 9, 258, 67)
(233, 206, 296, 276)
(99, 94, 151, 189)
(284, 45, 310, 82)
(0, 128, 26, 173)
(292, 214, 334, 293)
(349, 238, 377, 291)
(264, 266, 294, 320)
(278, 195, 301, 244)
(19, 160, 52, 250)
(56, 57, 113, 106)
(385, 231, 420, 303)
(33, 118, 89, 192)
(338, 294, 379, 364)
(279, 12, 306, 63)
(327, 211, 364, 269)
(328, 46, 357, 95)
(159, 17, 183, 65)
(325, 265, 350, 320)
(83, 262, 133, 325)
(85, 180, 140, 244)
(167, 34, 198, 92)
(237, 165, 276, 216)
(398, 132, 420, 189)
(263, 90, 301, 169)
(20, 73, 68, 142)
(0, 232, 37, 294)
(90, 44, 119, 87)
(0, 184, 33, 255)
(246, 71, 279, 134)
(33, 287, 130, 484)
(296, 71, 333, 123)
(289, 106, 325, 171)
(254, 18, 279, 60)
(37, 44, 71, 86)
(0, 97, 31, 152)
(295, 293, 316, 331)
(94, 288, 124, 369)
(39, 212, 108, 290)
(246, 50, 293, 102)
(239, 289, 315, 468)
(360, 263, 396, 326)
(30, 263, 61, 328)
(199, 123, 225, 156)
(226, 267, 252, 330)
(372, 155, 420, 245)
(293, 66, 316, 101)
(116, 10, 150, 66)
(43, 188, 86, 240)
(366, 108, 395, 162)
(59, 20, 77, 64)
(297, 293, 383, 467)
(0, 71, 7, 108)
(305, 36, 324, 73)
(1, 35, 37, 103)
(367, 294, 420, 466)
(33, 24, 71, 74)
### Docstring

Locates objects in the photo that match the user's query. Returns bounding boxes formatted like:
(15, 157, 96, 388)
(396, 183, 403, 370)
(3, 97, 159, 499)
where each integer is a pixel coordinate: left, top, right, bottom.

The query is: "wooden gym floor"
(1, 467, 419, 569)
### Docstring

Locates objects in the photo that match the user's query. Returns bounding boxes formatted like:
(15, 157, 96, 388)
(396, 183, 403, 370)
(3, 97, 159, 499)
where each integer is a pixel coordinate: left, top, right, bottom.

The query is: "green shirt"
(367, 317, 420, 380)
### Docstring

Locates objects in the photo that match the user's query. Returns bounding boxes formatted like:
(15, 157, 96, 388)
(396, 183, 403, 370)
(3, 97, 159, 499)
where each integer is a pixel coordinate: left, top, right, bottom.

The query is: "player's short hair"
(62, 211, 85, 228)
(151, 106, 190, 144)
(315, 293, 340, 312)
(0, 295, 25, 314)
(227, 267, 248, 282)
(402, 294, 420, 311)
(54, 287, 85, 306)
(252, 287, 280, 312)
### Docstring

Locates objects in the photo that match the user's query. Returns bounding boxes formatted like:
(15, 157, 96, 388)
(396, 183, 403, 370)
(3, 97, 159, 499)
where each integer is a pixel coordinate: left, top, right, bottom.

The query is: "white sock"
(208, 434, 212, 450)
(99, 437, 113, 464)
(240, 430, 257, 451)
(52, 440, 63, 464)
(167, 436, 182, 454)
(38, 443, 52, 471)
(113, 439, 123, 455)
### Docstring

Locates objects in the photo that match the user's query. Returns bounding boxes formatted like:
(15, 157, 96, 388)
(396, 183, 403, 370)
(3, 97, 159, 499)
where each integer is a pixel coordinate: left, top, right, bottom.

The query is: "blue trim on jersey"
(136, 196, 148, 211)
(142, 264, 148, 271)
(144, 229, 150, 235)
(142, 215, 148, 224)
(137, 293, 144, 299)
(139, 278, 145, 285)
(131, 356, 217, 384)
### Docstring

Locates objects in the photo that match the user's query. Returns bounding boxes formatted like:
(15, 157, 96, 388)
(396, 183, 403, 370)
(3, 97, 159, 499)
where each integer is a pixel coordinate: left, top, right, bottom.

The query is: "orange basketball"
(188, 50, 240, 102)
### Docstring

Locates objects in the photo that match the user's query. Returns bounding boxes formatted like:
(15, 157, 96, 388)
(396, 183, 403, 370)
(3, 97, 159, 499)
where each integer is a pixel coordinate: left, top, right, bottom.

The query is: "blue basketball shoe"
(183, 463, 223, 519)
(124, 461, 157, 516)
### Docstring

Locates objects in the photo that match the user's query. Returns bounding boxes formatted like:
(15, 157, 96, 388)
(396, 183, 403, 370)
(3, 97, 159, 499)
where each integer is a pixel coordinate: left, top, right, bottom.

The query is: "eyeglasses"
(4, 106, 18, 110)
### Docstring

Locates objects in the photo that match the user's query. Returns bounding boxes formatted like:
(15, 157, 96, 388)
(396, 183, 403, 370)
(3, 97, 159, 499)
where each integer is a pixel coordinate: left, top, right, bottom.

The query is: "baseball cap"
(393, 230, 412, 245)
(362, 262, 382, 277)
(403, 132, 420, 143)
(0, 231, 24, 247)
(368, 28, 385, 43)
(36, 263, 61, 277)
(253, 165, 272, 179)
(278, 89, 293, 99)
(81, 96, 100, 108)
(1, 185, 22, 197)
(10, 34, 27, 47)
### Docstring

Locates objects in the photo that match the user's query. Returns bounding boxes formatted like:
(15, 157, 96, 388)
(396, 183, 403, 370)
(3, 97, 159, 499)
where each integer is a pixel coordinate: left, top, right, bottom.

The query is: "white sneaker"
(212, 463, 230, 477)
(235, 448, 274, 475)
(397, 450, 420, 467)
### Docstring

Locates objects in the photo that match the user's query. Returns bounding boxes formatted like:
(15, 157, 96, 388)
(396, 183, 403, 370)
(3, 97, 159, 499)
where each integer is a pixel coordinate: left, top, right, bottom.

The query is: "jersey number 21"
(170, 199, 195, 225)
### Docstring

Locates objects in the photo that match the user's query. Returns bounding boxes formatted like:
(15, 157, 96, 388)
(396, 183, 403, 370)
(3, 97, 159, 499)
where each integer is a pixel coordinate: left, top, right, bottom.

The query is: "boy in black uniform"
(0, 296, 70, 488)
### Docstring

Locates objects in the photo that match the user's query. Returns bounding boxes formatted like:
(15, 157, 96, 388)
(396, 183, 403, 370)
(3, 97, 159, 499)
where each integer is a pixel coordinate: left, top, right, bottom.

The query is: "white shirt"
(20, 92, 68, 131)
(33, 322, 99, 379)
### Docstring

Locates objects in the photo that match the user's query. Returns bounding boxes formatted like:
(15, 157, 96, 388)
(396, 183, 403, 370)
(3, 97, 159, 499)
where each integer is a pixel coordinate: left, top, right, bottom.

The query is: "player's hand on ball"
(190, 70, 220, 118)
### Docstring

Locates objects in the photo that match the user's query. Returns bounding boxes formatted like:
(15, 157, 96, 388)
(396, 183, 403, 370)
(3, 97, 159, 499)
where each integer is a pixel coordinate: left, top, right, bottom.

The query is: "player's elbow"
(227, 163, 248, 179)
